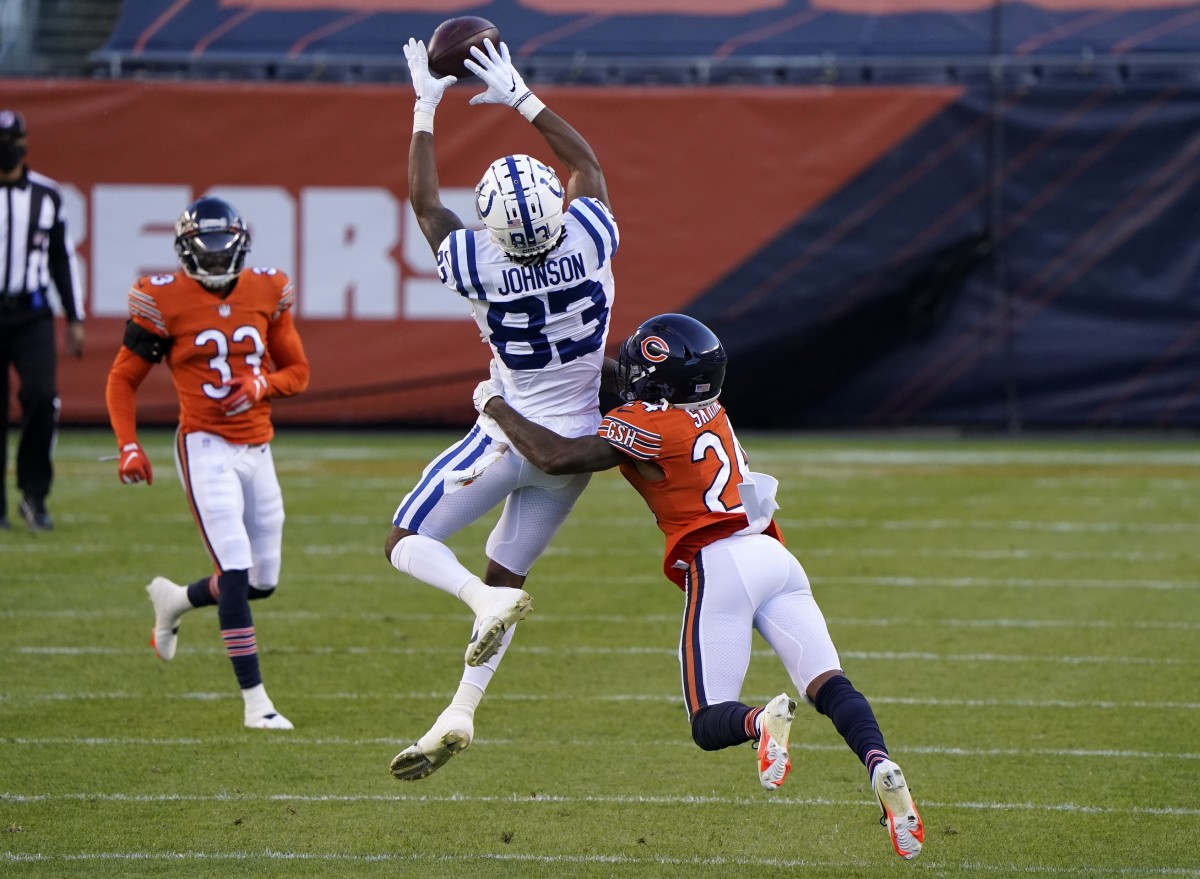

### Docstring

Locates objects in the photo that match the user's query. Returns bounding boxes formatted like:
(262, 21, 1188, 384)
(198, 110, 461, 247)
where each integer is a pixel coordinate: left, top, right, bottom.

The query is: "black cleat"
(19, 495, 53, 531)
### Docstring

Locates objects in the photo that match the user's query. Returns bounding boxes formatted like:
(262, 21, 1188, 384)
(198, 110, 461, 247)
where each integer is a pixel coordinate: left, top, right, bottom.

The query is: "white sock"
(242, 683, 275, 718)
(461, 623, 518, 689)
(446, 681, 485, 717)
(458, 576, 512, 611)
(390, 534, 476, 600)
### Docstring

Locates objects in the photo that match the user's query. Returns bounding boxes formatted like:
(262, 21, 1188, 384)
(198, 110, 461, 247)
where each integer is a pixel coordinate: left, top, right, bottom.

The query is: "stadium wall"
(6, 77, 1199, 429)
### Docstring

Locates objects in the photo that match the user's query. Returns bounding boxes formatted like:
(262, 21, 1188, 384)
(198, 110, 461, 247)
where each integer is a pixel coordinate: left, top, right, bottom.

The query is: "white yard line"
(3, 608, 1198, 632)
(2, 790, 1200, 819)
(4, 849, 1196, 876)
(3, 737, 1198, 762)
(7, 644, 1193, 665)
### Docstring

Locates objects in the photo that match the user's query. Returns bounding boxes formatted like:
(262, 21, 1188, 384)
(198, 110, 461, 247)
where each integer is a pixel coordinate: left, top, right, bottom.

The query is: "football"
(427, 16, 500, 78)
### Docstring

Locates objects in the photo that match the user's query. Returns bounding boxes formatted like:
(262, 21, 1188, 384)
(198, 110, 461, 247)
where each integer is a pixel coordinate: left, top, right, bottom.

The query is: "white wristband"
(513, 91, 546, 122)
(413, 109, 435, 134)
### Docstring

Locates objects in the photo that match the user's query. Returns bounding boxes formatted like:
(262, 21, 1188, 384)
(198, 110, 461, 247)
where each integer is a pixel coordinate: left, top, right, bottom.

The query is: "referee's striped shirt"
(1, 168, 83, 321)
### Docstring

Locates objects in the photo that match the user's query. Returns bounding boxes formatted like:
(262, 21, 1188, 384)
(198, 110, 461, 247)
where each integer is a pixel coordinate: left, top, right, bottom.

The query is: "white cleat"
(756, 693, 797, 790)
(245, 710, 294, 731)
(872, 758, 924, 859)
(464, 586, 532, 667)
(390, 709, 474, 781)
(146, 576, 190, 661)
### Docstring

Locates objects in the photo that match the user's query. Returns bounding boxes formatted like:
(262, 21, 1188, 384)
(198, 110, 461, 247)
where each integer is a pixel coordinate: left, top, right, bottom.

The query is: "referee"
(1, 109, 84, 531)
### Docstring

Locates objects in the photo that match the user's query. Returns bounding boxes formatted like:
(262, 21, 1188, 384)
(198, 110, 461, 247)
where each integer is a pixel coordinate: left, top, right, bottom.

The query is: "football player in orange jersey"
(104, 196, 310, 731)
(474, 314, 924, 861)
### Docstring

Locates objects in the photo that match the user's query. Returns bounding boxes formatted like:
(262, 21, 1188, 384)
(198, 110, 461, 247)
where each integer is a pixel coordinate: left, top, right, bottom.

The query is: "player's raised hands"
(465, 40, 543, 120)
(118, 442, 153, 485)
(222, 375, 268, 417)
(404, 37, 457, 115)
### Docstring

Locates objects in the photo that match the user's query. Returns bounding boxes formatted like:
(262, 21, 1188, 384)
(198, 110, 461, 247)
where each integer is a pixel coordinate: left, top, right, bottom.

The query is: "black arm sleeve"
(47, 221, 80, 323)
(123, 320, 172, 363)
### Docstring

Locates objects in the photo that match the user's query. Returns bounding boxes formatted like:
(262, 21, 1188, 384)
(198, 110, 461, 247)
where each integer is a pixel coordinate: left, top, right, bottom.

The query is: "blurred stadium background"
(2, 0, 1199, 430)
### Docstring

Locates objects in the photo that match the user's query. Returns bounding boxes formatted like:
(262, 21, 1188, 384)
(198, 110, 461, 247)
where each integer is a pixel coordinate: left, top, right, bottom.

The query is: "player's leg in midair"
(386, 428, 532, 667)
(754, 539, 923, 859)
(389, 451, 589, 780)
(679, 534, 798, 790)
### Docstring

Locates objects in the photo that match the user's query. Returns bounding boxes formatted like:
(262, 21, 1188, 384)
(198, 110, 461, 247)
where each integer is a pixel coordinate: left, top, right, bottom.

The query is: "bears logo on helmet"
(640, 336, 670, 363)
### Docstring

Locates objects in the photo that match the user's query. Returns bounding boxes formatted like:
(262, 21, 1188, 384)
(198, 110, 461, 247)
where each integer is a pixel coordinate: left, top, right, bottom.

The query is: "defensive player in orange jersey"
(104, 196, 310, 731)
(473, 314, 924, 860)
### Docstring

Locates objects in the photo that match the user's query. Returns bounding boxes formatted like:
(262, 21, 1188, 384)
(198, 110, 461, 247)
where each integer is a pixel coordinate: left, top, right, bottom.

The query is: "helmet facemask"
(475, 154, 565, 264)
(174, 197, 251, 290)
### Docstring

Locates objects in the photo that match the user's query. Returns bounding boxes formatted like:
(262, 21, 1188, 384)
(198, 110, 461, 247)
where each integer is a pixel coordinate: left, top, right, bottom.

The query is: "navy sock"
(813, 675, 890, 778)
(689, 701, 758, 751)
(188, 575, 274, 607)
(216, 569, 261, 690)
(186, 574, 218, 608)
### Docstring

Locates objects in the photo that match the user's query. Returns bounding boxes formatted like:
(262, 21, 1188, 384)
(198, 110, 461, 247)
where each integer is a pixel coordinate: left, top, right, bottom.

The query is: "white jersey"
(438, 197, 619, 434)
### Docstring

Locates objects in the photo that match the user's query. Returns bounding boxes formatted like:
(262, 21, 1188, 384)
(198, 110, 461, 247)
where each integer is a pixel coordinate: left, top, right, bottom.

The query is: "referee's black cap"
(0, 110, 27, 139)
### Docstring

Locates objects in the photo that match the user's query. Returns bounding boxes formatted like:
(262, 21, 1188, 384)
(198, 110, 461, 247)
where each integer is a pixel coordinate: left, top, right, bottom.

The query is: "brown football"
(427, 16, 500, 78)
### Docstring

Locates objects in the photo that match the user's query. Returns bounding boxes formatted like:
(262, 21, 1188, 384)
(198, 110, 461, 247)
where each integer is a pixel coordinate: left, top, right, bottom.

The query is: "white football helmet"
(475, 154, 565, 261)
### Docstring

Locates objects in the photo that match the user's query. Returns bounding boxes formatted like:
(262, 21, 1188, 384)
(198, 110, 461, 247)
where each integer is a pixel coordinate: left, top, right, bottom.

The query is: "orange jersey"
(112, 268, 309, 445)
(598, 400, 783, 589)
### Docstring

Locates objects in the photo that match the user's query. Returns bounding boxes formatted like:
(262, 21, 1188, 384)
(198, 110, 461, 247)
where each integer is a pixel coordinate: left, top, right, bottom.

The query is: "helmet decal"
(504, 155, 537, 246)
(476, 154, 565, 261)
(640, 336, 670, 363)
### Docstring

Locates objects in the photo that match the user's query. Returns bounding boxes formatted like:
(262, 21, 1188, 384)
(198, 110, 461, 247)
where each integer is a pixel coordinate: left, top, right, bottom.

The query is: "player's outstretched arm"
(465, 40, 608, 207)
(479, 393, 624, 475)
(404, 37, 465, 253)
(531, 108, 608, 207)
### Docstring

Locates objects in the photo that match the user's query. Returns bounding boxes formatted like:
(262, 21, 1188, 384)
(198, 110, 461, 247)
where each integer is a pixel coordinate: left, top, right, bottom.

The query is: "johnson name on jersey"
(126, 267, 296, 444)
(437, 197, 619, 420)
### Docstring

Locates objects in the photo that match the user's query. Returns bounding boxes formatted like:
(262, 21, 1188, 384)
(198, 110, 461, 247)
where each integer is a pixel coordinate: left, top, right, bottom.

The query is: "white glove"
(473, 378, 503, 415)
(404, 37, 457, 131)
(464, 39, 545, 121)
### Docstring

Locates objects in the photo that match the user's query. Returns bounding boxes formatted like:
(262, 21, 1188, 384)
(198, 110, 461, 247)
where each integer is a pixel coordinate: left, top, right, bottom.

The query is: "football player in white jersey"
(386, 37, 619, 780)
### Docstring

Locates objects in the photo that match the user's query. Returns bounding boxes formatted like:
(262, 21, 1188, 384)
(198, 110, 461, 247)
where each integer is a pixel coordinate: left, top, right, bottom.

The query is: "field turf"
(3, 428, 1198, 878)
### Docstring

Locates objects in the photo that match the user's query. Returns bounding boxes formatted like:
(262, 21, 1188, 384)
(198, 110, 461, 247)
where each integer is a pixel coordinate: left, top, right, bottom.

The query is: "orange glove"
(222, 375, 269, 416)
(118, 442, 153, 485)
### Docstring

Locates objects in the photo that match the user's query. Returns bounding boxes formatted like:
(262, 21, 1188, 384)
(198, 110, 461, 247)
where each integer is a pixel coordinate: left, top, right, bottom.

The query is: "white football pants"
(393, 420, 592, 576)
(174, 429, 284, 587)
(678, 533, 841, 715)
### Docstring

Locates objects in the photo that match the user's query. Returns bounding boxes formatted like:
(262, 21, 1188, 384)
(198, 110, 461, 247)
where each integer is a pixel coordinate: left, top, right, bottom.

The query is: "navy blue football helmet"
(174, 196, 250, 289)
(616, 313, 727, 406)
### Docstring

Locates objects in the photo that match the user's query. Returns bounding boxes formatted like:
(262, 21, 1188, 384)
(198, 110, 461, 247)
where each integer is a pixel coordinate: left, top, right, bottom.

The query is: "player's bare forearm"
(409, 131, 463, 252)
(484, 397, 623, 475)
(532, 108, 609, 206)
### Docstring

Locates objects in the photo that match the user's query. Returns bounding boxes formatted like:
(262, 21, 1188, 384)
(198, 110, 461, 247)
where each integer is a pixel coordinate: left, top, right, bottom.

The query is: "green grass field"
(3, 428, 1199, 878)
